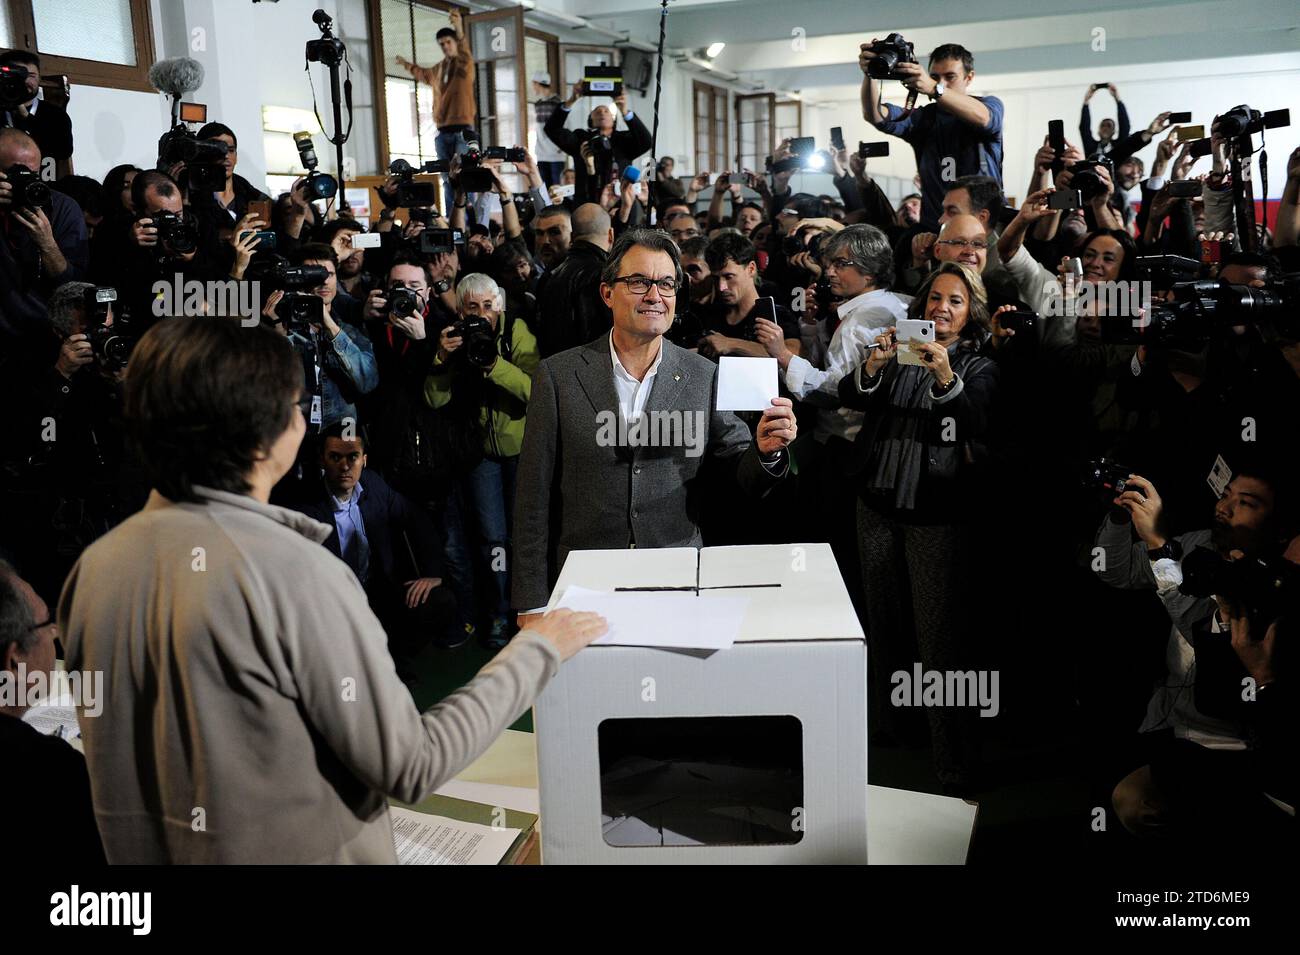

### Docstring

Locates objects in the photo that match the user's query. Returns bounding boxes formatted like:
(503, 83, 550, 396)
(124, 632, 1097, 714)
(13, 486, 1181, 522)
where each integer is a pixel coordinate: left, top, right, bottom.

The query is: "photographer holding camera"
(1095, 462, 1296, 843)
(0, 51, 72, 162)
(860, 39, 1004, 229)
(425, 273, 539, 649)
(260, 243, 378, 441)
(544, 80, 652, 206)
(0, 128, 86, 347)
(189, 122, 271, 237)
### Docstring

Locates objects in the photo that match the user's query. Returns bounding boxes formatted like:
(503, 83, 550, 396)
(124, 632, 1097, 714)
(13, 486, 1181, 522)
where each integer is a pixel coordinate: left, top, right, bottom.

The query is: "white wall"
(64, 0, 379, 192)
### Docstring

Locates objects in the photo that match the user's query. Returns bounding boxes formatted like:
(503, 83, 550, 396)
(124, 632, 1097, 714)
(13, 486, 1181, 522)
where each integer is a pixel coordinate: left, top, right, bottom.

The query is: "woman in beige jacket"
(60, 317, 604, 864)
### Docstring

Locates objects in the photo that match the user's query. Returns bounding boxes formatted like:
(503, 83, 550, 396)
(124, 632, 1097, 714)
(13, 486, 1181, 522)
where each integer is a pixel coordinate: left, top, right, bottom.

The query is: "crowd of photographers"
(1, 31, 1296, 855)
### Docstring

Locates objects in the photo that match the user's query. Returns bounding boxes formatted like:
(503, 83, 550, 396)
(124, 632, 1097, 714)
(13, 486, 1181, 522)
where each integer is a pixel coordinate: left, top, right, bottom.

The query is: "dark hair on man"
(290, 242, 338, 270)
(196, 122, 237, 147)
(315, 218, 364, 246)
(679, 235, 709, 259)
(1230, 453, 1299, 540)
(820, 224, 896, 290)
(389, 250, 432, 282)
(535, 204, 571, 228)
(0, 49, 39, 70)
(738, 200, 765, 215)
(600, 228, 684, 289)
(131, 169, 180, 213)
(436, 27, 457, 40)
(704, 232, 758, 272)
(124, 319, 303, 503)
(950, 175, 1004, 217)
(1221, 251, 1280, 282)
(50, 175, 105, 218)
(902, 192, 922, 204)
(929, 43, 974, 74)
(319, 419, 368, 451)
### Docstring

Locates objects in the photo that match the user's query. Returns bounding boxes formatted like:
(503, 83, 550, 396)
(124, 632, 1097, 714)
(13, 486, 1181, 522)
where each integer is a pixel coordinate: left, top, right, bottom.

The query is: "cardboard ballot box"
(534, 543, 868, 864)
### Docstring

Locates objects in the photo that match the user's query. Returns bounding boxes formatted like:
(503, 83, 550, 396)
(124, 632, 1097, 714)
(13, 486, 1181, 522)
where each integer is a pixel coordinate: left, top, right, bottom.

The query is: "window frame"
(2, 0, 156, 93)
(692, 78, 729, 175)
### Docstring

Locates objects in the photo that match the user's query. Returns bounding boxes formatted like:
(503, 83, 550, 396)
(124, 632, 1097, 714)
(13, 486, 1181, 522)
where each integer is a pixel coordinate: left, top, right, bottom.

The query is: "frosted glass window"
(0, 3, 12, 49)
(33, 0, 137, 66)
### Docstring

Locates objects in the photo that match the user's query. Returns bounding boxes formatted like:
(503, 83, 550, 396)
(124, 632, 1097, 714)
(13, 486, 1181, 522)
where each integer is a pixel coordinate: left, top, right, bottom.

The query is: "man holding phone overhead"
(543, 78, 652, 205)
(1080, 83, 1131, 159)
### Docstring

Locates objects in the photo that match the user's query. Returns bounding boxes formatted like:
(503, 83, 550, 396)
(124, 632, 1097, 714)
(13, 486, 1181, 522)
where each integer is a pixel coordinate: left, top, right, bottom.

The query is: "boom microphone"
(147, 56, 205, 99)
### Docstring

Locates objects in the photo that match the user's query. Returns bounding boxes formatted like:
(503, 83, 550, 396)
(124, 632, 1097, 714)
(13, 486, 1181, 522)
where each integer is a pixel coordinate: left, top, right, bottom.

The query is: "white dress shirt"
(783, 287, 912, 443)
(610, 331, 663, 428)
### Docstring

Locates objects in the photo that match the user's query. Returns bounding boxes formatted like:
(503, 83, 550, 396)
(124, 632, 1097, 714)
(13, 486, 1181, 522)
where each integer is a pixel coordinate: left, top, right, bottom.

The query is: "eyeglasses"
(611, 275, 680, 296)
(28, 617, 57, 635)
(825, 258, 858, 272)
(935, 238, 984, 250)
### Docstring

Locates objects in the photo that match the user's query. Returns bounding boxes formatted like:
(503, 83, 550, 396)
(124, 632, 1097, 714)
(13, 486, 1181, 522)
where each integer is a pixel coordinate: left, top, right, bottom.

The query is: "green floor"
(408, 641, 533, 733)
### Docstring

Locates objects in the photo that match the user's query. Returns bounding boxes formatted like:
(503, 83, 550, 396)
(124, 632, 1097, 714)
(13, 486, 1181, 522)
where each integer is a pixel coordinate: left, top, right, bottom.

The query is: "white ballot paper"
(22, 696, 82, 748)
(556, 585, 747, 650)
(390, 806, 521, 865)
(715, 356, 778, 412)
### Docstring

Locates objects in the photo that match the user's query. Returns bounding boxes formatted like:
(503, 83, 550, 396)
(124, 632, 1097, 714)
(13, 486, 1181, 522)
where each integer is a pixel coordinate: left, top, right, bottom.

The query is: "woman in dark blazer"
(838, 261, 1001, 795)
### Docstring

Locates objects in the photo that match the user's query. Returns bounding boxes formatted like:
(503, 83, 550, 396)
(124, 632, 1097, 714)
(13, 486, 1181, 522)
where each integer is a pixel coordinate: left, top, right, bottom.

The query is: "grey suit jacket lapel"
(643, 339, 688, 414)
(574, 332, 619, 416)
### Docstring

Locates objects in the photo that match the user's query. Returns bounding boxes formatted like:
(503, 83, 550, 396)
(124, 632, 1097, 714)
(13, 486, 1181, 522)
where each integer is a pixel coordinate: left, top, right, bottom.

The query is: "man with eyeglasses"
(511, 228, 798, 618)
(0, 560, 105, 865)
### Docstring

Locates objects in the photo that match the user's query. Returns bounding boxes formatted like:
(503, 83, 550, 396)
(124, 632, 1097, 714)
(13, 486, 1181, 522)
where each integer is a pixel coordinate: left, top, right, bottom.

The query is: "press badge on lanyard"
(310, 346, 323, 425)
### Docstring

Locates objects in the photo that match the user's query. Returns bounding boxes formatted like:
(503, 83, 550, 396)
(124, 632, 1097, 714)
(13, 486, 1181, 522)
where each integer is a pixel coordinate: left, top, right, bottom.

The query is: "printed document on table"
(556, 585, 747, 650)
(390, 806, 521, 865)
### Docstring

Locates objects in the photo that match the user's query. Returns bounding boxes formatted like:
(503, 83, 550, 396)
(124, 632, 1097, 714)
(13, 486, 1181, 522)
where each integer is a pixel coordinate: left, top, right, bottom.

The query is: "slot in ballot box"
(534, 543, 868, 864)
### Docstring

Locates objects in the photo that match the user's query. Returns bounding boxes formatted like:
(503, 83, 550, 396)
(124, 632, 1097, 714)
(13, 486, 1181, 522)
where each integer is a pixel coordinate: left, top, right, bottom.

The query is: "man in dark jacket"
(293, 423, 456, 677)
(543, 81, 652, 205)
(0, 51, 73, 161)
(534, 202, 613, 356)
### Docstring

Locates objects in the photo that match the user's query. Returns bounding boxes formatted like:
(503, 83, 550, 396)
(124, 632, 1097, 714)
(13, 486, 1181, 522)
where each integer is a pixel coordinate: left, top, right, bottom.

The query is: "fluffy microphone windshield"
(148, 57, 205, 98)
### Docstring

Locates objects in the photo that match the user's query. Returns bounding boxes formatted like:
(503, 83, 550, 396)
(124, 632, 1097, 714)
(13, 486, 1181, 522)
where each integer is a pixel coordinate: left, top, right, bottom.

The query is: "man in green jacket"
(426, 273, 540, 648)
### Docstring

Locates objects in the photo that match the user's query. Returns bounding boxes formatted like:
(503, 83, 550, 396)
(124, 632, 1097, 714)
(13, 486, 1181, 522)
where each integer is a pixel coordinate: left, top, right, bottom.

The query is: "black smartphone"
(1000, 310, 1038, 332)
(789, 136, 816, 156)
(830, 126, 845, 151)
(1168, 111, 1192, 124)
(1167, 179, 1202, 198)
(420, 228, 464, 255)
(240, 229, 278, 250)
(858, 141, 889, 158)
(1093, 81, 1108, 89)
(1048, 188, 1081, 211)
(1187, 137, 1212, 159)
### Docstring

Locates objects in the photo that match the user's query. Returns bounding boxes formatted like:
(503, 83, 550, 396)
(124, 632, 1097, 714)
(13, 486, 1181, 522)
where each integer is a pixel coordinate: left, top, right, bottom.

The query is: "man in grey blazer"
(513, 228, 798, 616)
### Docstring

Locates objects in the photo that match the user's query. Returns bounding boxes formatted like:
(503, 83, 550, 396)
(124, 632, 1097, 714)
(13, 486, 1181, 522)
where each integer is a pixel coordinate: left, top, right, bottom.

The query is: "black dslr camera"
(83, 287, 133, 371)
(1180, 546, 1300, 624)
(157, 124, 229, 192)
(1066, 158, 1113, 201)
(1100, 275, 1300, 346)
(865, 33, 917, 80)
(450, 315, 497, 369)
(1082, 458, 1136, 494)
(458, 141, 525, 193)
(385, 285, 420, 319)
(0, 63, 31, 109)
(294, 132, 338, 201)
(148, 210, 201, 255)
(305, 9, 346, 67)
(389, 157, 446, 208)
(248, 254, 329, 331)
(4, 164, 49, 208)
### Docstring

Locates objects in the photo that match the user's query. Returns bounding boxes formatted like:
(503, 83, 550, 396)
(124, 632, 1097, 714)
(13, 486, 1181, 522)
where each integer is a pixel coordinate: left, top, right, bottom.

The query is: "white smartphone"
(351, 232, 382, 249)
(1069, 257, 1084, 280)
(552, 183, 576, 199)
(895, 318, 936, 366)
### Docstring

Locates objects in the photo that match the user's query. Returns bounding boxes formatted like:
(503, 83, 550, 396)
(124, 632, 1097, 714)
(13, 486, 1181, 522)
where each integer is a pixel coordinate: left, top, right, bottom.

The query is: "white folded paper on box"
(534, 543, 868, 864)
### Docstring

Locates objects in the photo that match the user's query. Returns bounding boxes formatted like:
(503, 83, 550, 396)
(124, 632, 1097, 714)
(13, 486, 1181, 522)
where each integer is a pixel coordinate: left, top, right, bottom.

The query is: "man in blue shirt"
(859, 41, 1004, 230)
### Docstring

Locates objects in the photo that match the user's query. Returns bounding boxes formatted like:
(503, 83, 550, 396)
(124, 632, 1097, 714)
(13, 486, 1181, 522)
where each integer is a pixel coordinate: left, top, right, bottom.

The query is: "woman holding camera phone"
(838, 261, 999, 795)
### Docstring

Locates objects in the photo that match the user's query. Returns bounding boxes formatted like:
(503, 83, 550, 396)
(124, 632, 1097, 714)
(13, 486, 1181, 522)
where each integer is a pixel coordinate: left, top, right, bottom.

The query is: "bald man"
(0, 128, 88, 344)
(535, 202, 615, 356)
(900, 214, 1018, 307)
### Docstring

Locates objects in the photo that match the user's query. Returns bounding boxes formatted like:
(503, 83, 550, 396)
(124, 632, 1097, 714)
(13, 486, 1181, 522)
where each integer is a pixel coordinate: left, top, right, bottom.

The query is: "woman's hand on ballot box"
(517, 609, 608, 660)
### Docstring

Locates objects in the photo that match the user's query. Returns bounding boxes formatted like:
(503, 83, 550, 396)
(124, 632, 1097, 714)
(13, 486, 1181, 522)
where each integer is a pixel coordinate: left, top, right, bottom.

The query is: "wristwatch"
(433, 278, 452, 294)
(931, 82, 946, 101)
(1147, 540, 1182, 562)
